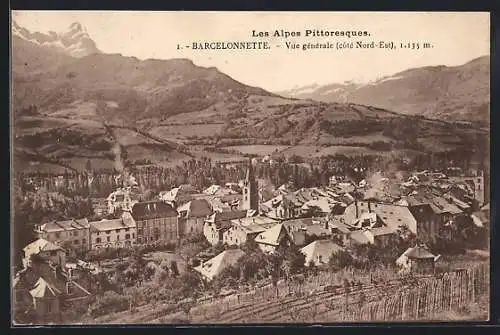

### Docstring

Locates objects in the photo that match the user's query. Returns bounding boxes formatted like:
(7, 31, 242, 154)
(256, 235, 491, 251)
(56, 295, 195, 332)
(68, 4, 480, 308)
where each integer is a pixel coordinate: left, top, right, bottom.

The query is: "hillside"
(277, 56, 490, 125)
(11, 21, 489, 173)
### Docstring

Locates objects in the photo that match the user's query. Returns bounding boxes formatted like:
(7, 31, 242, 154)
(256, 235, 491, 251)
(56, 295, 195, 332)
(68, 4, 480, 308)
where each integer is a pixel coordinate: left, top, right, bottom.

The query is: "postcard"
(11, 11, 490, 325)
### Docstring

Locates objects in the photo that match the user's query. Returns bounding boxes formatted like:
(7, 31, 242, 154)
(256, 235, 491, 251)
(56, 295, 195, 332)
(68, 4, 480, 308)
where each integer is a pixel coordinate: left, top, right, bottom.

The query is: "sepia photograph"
(10, 11, 490, 325)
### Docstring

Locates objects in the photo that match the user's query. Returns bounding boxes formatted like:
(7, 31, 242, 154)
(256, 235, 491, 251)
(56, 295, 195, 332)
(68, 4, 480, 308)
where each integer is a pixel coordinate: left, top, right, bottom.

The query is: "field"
(83, 250, 489, 325)
(149, 123, 225, 141)
(220, 145, 290, 156)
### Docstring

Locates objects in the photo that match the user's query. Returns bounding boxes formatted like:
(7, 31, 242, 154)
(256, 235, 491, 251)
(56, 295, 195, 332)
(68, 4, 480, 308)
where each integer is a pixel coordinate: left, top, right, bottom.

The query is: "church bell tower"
(242, 159, 259, 211)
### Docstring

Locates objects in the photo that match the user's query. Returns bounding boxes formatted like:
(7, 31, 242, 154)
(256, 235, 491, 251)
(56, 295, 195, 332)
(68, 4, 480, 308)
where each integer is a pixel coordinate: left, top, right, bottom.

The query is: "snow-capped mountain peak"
(11, 20, 100, 58)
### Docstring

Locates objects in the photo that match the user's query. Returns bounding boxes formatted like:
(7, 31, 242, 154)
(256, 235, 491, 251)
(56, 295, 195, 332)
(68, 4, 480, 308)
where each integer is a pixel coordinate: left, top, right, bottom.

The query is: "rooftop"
(132, 201, 177, 220)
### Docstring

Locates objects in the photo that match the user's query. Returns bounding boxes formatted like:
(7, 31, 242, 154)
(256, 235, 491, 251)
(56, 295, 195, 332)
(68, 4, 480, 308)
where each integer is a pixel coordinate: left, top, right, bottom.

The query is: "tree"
(279, 245, 306, 281)
(329, 250, 354, 271)
(85, 159, 93, 172)
(179, 269, 203, 300)
(343, 278, 351, 319)
(170, 260, 180, 277)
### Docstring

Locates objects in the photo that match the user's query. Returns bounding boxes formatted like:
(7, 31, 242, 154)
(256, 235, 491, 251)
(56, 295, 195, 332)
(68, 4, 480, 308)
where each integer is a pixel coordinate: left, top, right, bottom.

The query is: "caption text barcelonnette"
(191, 41, 270, 50)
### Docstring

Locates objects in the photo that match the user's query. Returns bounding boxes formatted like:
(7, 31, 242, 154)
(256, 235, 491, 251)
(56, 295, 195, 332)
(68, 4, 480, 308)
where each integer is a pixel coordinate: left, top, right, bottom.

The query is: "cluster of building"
(15, 161, 489, 319)
(192, 166, 488, 282)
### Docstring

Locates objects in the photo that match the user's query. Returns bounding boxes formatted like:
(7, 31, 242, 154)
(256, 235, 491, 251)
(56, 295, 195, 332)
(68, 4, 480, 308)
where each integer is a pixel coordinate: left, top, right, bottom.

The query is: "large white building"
(89, 212, 137, 249)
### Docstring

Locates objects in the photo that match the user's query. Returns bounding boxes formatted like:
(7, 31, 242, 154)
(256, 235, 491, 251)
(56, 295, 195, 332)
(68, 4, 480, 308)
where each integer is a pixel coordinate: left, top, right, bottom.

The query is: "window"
(55, 232, 61, 238)
(107, 236, 110, 242)
(125, 228, 130, 232)
(96, 238, 101, 243)
(82, 239, 86, 245)
(106, 231, 111, 235)
(132, 233, 135, 238)
(117, 235, 120, 241)
(97, 232, 100, 236)
(74, 240, 79, 244)
(73, 231, 79, 236)
(116, 229, 120, 233)
(125, 234, 130, 239)
(46, 301, 52, 313)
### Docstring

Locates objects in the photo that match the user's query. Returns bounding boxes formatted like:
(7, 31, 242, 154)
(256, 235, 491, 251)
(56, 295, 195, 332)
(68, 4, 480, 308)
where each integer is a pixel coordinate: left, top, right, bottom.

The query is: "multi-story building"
(177, 199, 213, 236)
(22, 239, 67, 269)
(448, 170, 486, 206)
(131, 201, 178, 246)
(222, 216, 278, 246)
(34, 219, 91, 252)
(89, 212, 137, 249)
(203, 210, 248, 246)
(254, 223, 292, 253)
(106, 187, 140, 214)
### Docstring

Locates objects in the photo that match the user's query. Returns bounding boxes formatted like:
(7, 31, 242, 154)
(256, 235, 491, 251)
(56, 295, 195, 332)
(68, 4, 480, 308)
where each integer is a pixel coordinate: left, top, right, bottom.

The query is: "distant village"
(12, 155, 489, 324)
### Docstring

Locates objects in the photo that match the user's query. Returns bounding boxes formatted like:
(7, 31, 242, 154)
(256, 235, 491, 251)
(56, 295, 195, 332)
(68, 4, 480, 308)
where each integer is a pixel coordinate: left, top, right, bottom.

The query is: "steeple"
(246, 158, 255, 183)
(242, 159, 258, 211)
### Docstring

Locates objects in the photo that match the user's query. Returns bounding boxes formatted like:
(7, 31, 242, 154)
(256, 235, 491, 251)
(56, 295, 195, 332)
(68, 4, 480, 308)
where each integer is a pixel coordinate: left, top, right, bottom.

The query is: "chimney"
(355, 200, 359, 219)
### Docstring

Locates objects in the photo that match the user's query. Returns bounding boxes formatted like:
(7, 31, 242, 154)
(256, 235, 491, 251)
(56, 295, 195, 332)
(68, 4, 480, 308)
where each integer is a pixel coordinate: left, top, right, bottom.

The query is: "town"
(12, 152, 490, 324)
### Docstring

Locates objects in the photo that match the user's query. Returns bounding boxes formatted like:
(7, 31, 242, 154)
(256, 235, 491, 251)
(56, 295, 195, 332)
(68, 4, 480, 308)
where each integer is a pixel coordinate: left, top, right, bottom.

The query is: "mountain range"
(277, 56, 490, 125)
(11, 21, 489, 173)
(12, 21, 100, 58)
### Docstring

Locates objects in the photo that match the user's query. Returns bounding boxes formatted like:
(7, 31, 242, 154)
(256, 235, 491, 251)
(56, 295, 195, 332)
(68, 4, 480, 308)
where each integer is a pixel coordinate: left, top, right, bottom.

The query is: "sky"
(12, 11, 490, 92)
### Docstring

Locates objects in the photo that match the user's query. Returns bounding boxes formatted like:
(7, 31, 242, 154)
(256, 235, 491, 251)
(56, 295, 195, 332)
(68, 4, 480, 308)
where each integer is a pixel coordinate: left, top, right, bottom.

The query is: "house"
(327, 217, 354, 246)
(106, 187, 140, 214)
(203, 184, 237, 197)
(447, 171, 485, 206)
(222, 216, 279, 246)
(89, 212, 137, 249)
(194, 249, 245, 282)
(13, 257, 92, 324)
(203, 210, 248, 246)
(205, 196, 233, 212)
(301, 239, 344, 267)
(34, 219, 91, 252)
(254, 223, 292, 253)
(407, 203, 439, 243)
(177, 199, 213, 236)
(22, 239, 66, 270)
(471, 208, 489, 228)
(90, 198, 108, 217)
(343, 201, 418, 236)
(159, 184, 199, 206)
(131, 201, 178, 246)
(396, 245, 440, 275)
(283, 218, 330, 247)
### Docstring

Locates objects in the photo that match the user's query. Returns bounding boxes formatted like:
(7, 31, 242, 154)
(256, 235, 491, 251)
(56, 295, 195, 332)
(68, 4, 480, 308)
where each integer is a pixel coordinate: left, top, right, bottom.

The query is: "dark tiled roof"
(131, 201, 177, 220)
(177, 199, 213, 218)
